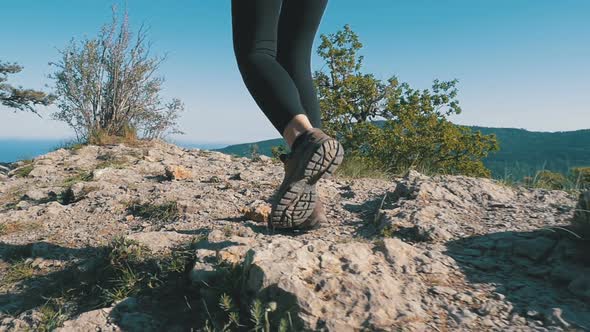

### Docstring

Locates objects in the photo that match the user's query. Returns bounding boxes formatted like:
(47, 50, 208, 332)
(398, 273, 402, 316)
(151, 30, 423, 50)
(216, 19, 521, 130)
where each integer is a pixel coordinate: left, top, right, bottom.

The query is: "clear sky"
(1, 0, 589, 144)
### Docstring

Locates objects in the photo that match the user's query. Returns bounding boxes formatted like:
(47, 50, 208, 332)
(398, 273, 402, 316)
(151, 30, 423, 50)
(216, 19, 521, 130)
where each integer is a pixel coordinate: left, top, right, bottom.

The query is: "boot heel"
(305, 139, 344, 184)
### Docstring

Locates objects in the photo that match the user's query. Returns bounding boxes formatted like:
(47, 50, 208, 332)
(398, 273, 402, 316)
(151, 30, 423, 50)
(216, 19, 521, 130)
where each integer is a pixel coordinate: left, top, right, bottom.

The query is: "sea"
(0, 138, 232, 163)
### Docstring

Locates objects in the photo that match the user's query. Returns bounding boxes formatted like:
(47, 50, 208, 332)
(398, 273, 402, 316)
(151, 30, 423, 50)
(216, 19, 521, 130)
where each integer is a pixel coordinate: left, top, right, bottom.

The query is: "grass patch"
(196, 256, 299, 331)
(0, 221, 41, 237)
(96, 159, 128, 170)
(498, 169, 586, 194)
(62, 171, 94, 187)
(37, 300, 67, 332)
(334, 154, 391, 180)
(1, 235, 299, 330)
(12, 161, 34, 178)
(81, 236, 198, 309)
(126, 200, 180, 224)
(2, 260, 35, 286)
(95, 152, 130, 170)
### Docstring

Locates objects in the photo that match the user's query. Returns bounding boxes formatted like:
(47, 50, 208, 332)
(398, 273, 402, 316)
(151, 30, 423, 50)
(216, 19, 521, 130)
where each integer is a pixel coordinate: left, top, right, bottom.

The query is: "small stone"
(548, 308, 570, 328)
(453, 293, 473, 303)
(23, 189, 48, 201)
(509, 313, 526, 325)
(15, 200, 30, 210)
(526, 310, 542, 319)
(238, 188, 251, 195)
(205, 175, 222, 183)
(482, 318, 495, 327)
(450, 308, 477, 325)
(229, 173, 242, 180)
(165, 165, 192, 180)
(477, 301, 499, 316)
(240, 200, 271, 223)
(429, 286, 457, 296)
(55, 308, 114, 332)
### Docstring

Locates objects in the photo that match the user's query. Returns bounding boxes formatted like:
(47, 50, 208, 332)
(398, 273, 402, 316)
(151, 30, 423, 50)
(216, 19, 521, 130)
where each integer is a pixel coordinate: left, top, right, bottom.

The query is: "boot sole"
(270, 138, 344, 229)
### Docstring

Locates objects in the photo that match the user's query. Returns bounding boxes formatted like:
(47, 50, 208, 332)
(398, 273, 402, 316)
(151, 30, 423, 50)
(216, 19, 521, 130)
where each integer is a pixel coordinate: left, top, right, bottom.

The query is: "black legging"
(231, 0, 328, 136)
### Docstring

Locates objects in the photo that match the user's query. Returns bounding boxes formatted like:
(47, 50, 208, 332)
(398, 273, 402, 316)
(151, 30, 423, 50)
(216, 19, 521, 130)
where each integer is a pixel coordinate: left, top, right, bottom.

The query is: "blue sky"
(1, 0, 589, 144)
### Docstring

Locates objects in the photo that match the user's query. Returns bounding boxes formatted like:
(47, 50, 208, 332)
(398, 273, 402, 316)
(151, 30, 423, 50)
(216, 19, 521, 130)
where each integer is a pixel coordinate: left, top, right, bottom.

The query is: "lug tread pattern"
(270, 133, 345, 230)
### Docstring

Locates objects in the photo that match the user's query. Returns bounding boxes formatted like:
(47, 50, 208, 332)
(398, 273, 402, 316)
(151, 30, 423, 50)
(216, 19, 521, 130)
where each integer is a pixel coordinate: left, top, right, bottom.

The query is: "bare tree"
(50, 7, 183, 142)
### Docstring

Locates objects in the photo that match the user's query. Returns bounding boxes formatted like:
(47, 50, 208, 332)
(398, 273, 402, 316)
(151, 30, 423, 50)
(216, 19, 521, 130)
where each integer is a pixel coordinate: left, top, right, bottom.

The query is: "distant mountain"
(214, 137, 288, 158)
(471, 126, 590, 180)
(214, 124, 590, 180)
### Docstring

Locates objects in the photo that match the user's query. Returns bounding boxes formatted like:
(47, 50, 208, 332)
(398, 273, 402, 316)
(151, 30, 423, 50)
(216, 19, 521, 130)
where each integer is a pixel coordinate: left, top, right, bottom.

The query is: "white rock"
(126, 231, 194, 253)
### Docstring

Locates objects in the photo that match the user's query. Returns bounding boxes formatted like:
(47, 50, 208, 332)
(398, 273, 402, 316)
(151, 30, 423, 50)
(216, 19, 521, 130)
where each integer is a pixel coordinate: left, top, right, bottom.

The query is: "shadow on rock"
(343, 190, 400, 239)
(0, 239, 205, 331)
(445, 228, 590, 330)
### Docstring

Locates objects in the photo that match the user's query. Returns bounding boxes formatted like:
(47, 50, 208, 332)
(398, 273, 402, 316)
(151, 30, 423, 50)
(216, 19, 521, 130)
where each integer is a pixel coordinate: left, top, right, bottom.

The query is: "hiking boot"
(277, 152, 328, 229)
(269, 128, 344, 229)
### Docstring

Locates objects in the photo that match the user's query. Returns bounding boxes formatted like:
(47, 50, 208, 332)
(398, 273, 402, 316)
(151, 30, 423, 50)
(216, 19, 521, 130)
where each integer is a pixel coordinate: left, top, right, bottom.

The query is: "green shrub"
(314, 25, 498, 178)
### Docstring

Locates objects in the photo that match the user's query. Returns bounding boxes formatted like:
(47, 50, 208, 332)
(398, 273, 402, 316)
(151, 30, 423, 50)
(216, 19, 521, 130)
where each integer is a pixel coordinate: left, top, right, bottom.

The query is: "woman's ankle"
(283, 114, 313, 148)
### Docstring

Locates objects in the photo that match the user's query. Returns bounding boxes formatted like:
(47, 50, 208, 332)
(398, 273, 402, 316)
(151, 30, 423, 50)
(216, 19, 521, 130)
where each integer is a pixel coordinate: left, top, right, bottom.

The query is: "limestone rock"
(242, 237, 429, 331)
(56, 308, 118, 332)
(126, 231, 194, 253)
(1, 140, 588, 331)
(0, 317, 30, 332)
(23, 188, 51, 201)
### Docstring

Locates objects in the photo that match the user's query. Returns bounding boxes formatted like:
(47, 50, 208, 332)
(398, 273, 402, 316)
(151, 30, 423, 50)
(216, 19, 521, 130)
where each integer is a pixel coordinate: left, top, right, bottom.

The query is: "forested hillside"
(214, 125, 590, 180)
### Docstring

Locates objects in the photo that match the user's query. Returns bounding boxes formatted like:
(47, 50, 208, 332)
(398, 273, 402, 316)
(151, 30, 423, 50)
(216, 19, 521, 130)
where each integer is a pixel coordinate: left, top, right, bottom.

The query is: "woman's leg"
(277, 0, 328, 130)
(231, 0, 312, 146)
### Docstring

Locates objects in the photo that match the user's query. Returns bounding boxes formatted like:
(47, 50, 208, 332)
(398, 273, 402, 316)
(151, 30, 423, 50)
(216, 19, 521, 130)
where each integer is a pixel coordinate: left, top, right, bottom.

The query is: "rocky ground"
(0, 140, 588, 331)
